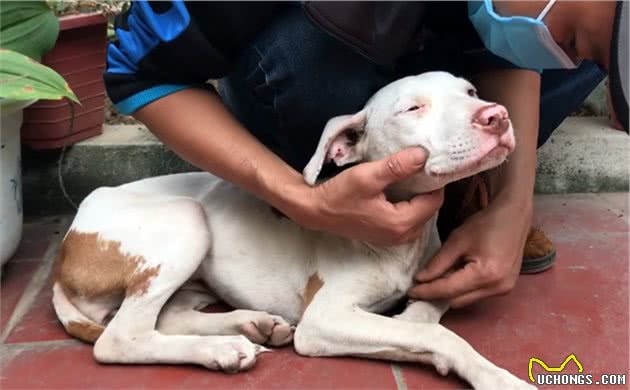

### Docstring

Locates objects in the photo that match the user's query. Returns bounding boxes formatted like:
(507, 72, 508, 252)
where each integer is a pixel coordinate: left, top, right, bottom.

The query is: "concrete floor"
(1, 193, 628, 389)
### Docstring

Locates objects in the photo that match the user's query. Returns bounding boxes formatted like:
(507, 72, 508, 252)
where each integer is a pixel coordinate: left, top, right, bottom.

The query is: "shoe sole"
(521, 250, 556, 274)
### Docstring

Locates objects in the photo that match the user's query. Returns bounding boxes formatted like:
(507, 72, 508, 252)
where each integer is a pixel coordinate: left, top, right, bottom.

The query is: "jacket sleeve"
(104, 1, 229, 115)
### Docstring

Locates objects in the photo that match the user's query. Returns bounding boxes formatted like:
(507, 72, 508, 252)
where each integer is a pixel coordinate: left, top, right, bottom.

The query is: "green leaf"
(0, 1, 59, 61)
(0, 49, 78, 103)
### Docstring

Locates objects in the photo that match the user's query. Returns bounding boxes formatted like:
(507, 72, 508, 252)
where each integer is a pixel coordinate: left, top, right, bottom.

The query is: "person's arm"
(474, 68, 539, 210)
(411, 68, 540, 307)
(135, 88, 305, 216)
(134, 87, 443, 246)
(106, 2, 442, 245)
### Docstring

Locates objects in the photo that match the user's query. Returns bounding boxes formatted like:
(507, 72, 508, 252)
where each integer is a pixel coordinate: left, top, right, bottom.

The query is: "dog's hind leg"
(63, 191, 262, 372)
(163, 281, 219, 308)
(95, 295, 262, 372)
(295, 289, 535, 390)
(157, 286, 293, 346)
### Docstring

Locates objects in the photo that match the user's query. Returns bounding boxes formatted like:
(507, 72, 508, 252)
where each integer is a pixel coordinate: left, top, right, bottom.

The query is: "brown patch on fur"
(66, 320, 104, 343)
(301, 273, 324, 315)
(54, 230, 161, 299)
(523, 226, 554, 258)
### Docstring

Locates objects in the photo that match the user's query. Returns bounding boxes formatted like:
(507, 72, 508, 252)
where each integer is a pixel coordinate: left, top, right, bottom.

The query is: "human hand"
(409, 195, 533, 307)
(291, 148, 444, 246)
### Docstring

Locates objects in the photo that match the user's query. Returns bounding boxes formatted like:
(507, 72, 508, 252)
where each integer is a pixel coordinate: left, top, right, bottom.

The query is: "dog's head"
(303, 71, 516, 194)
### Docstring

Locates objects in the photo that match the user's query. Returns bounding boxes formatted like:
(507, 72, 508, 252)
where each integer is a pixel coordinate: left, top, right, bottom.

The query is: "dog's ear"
(303, 110, 367, 185)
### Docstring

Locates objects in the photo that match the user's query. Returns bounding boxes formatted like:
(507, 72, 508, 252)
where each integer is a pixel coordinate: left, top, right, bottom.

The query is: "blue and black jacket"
(105, 1, 505, 115)
(105, 1, 280, 114)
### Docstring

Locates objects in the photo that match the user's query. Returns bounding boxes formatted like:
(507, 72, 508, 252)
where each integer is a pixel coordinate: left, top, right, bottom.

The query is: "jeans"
(219, 5, 606, 172)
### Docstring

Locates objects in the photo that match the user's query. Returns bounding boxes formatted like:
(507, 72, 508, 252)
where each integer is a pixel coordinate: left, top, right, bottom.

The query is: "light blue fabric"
(115, 84, 190, 114)
(468, 0, 577, 71)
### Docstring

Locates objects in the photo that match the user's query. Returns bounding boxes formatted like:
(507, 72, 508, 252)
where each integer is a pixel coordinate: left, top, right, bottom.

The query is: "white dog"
(52, 72, 535, 390)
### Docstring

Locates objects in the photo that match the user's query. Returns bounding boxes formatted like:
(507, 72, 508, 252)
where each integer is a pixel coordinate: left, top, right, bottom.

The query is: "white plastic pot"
(1, 100, 35, 266)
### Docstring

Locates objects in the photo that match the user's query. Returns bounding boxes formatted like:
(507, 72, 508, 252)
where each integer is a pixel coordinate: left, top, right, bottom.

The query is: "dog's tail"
(52, 282, 104, 343)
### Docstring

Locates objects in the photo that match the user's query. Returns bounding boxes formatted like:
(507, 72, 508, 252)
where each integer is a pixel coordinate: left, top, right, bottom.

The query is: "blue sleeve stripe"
(115, 84, 190, 114)
(106, 1, 190, 74)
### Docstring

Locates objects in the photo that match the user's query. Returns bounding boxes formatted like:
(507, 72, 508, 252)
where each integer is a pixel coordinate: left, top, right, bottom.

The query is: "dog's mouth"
(474, 144, 510, 166)
(425, 139, 513, 179)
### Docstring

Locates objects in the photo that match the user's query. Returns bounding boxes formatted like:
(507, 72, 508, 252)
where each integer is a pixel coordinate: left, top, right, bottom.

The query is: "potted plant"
(20, 0, 127, 149)
(0, 1, 78, 265)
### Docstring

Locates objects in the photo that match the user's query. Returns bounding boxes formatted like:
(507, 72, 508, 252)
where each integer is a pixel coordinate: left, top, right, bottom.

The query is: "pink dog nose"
(472, 104, 509, 134)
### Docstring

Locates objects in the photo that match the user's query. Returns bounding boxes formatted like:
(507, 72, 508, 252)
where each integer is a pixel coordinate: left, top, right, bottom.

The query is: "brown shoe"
(437, 173, 556, 274)
(521, 226, 556, 274)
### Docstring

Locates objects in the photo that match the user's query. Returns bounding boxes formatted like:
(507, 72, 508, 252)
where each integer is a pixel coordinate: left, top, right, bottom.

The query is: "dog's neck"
(384, 183, 439, 203)
(365, 183, 441, 270)
(361, 213, 438, 279)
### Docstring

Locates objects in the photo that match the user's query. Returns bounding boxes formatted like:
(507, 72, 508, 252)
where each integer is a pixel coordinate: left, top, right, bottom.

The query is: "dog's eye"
(406, 103, 426, 112)
(467, 88, 477, 97)
(398, 103, 427, 115)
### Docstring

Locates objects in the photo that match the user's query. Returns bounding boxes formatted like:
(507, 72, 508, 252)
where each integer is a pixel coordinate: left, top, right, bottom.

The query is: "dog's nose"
(472, 104, 509, 134)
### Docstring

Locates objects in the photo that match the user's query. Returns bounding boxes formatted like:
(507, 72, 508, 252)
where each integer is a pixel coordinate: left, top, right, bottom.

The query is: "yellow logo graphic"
(528, 354, 584, 383)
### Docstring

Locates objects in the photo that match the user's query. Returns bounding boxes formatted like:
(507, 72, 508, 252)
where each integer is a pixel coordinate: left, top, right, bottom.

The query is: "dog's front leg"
(394, 300, 449, 323)
(157, 287, 294, 346)
(295, 292, 535, 390)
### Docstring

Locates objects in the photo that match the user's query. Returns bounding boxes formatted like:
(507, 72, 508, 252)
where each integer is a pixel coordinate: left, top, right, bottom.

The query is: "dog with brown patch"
(52, 72, 535, 389)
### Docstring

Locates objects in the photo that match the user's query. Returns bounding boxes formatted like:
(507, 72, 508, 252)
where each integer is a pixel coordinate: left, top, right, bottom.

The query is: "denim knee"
(537, 61, 606, 147)
(221, 5, 607, 168)
(219, 6, 389, 170)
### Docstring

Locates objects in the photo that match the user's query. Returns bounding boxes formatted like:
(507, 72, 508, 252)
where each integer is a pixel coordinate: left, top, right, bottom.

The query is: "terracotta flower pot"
(21, 13, 107, 149)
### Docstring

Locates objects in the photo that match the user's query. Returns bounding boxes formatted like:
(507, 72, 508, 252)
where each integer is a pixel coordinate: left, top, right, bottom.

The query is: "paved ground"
(1, 193, 628, 389)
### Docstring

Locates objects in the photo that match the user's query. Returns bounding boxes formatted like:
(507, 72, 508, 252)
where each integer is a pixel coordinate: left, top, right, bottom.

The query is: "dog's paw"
(471, 365, 537, 390)
(204, 335, 261, 373)
(230, 310, 294, 346)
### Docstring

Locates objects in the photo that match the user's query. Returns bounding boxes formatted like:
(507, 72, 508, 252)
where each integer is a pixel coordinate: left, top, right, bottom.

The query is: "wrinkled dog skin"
(52, 72, 534, 389)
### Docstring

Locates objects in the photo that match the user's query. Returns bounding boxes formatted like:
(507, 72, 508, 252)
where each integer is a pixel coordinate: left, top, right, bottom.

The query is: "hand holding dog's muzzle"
(300, 147, 444, 246)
